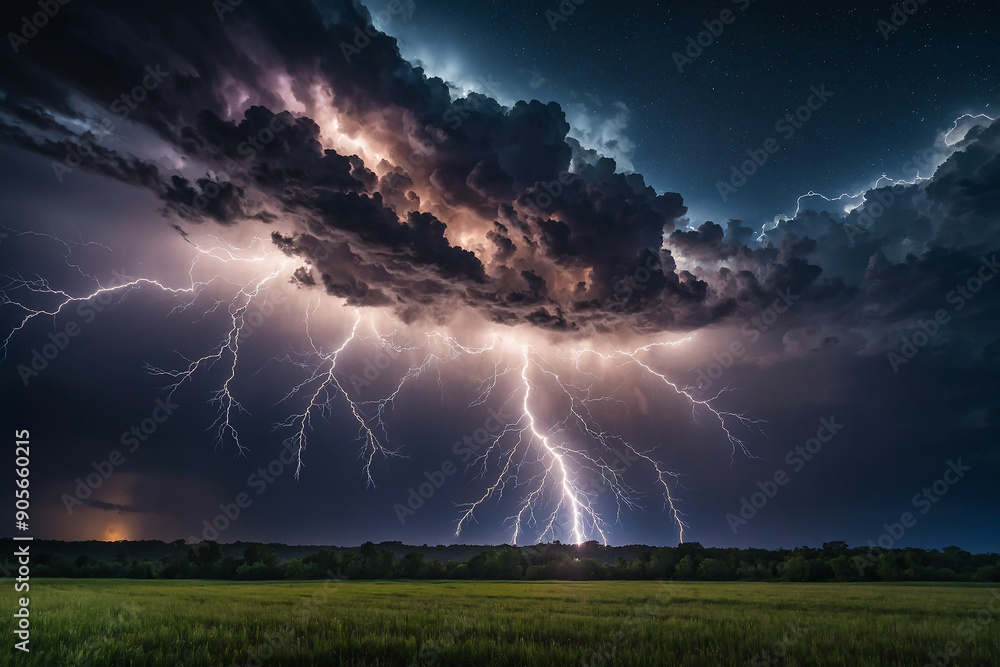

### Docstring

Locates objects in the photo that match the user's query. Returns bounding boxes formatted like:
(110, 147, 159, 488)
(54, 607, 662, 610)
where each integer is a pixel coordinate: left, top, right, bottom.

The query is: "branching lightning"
(759, 113, 997, 240)
(0, 228, 767, 546)
(944, 113, 996, 146)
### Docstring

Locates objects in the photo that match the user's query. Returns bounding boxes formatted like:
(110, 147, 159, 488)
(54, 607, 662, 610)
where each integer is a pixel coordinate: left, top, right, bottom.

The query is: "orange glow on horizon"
(102, 523, 129, 542)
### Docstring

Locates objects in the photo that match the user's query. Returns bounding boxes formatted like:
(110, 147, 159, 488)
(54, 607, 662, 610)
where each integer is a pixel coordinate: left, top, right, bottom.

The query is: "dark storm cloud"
(742, 121, 1000, 359)
(82, 499, 150, 514)
(1, 0, 999, 341)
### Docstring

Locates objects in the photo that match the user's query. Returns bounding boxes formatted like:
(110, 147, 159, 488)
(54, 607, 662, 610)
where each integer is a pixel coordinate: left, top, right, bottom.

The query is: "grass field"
(4, 579, 999, 666)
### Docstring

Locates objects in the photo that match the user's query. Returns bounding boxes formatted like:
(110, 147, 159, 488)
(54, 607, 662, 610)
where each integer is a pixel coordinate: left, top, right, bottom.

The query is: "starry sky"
(1, 0, 998, 552)
(374, 0, 999, 224)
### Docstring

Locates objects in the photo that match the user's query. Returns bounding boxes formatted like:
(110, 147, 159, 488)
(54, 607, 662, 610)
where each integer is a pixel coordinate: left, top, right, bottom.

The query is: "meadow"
(4, 579, 998, 666)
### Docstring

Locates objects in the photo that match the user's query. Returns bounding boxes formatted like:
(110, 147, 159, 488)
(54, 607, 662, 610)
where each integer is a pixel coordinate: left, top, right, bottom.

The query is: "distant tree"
(676, 542, 705, 558)
(302, 562, 324, 579)
(698, 558, 734, 580)
(423, 559, 447, 579)
(284, 559, 305, 579)
(359, 541, 378, 562)
(16, 538, 994, 582)
(734, 561, 753, 580)
(373, 547, 396, 578)
(467, 550, 498, 578)
(628, 555, 647, 579)
(128, 561, 156, 579)
(219, 556, 239, 579)
(242, 544, 279, 569)
(674, 556, 697, 580)
(780, 555, 809, 582)
(499, 548, 526, 579)
(806, 558, 833, 581)
(236, 561, 270, 580)
(649, 548, 676, 580)
(830, 555, 859, 582)
(402, 551, 424, 579)
(876, 553, 907, 581)
(555, 556, 585, 580)
(196, 541, 223, 567)
(304, 549, 339, 574)
(611, 557, 631, 579)
(821, 541, 849, 557)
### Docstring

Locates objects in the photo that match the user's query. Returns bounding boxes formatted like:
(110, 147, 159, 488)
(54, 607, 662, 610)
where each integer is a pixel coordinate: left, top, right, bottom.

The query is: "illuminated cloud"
(1, 0, 998, 547)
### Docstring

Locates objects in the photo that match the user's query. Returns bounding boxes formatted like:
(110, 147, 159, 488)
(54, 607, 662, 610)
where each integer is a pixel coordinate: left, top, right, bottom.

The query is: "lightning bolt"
(944, 113, 996, 146)
(759, 113, 997, 240)
(1, 227, 294, 454)
(447, 335, 762, 545)
(1, 229, 767, 546)
(145, 264, 287, 454)
(276, 305, 406, 481)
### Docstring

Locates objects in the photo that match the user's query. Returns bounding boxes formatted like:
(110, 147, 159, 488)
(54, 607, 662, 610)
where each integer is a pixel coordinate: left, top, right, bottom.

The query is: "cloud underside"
(1, 0, 998, 352)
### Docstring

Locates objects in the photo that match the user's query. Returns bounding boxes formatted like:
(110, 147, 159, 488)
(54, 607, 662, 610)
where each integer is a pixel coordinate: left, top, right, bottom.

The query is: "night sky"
(1, 0, 998, 552)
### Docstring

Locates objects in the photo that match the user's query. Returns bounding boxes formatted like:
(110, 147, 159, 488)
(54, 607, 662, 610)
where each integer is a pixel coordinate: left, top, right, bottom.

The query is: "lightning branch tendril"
(0, 229, 768, 545)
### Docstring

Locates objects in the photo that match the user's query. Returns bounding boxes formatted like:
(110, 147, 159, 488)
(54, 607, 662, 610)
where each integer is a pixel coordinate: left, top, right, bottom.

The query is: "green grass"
(3, 579, 998, 666)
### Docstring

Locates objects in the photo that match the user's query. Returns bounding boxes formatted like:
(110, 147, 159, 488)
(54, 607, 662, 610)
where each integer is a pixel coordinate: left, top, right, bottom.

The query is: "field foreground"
(4, 579, 999, 666)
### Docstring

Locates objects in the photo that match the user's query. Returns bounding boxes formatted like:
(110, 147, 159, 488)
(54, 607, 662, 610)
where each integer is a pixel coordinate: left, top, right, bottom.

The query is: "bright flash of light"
(0, 229, 767, 545)
(759, 113, 997, 240)
(944, 113, 997, 146)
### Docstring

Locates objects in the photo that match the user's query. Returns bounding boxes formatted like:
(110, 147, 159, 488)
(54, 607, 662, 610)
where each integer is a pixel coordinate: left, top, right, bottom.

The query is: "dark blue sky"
(371, 0, 999, 224)
(0, 0, 998, 552)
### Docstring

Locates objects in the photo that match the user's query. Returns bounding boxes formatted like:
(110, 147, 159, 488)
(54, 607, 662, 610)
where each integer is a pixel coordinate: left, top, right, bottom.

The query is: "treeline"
(22, 540, 1000, 582)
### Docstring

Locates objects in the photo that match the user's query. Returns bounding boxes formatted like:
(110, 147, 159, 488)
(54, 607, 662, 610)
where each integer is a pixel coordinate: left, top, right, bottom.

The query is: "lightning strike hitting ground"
(0, 229, 767, 545)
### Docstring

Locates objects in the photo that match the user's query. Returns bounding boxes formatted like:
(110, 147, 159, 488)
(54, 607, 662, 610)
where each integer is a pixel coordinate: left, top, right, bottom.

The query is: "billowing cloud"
(2, 0, 998, 350)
